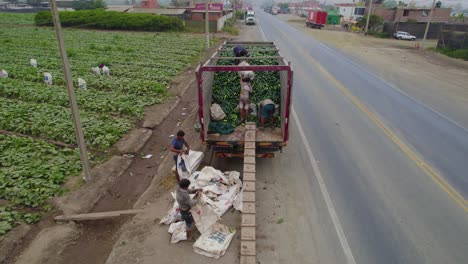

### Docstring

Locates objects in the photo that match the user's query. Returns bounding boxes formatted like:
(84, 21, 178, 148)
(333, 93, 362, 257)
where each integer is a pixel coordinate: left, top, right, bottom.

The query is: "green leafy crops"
(211, 48, 282, 130)
(0, 134, 81, 207)
(0, 15, 206, 233)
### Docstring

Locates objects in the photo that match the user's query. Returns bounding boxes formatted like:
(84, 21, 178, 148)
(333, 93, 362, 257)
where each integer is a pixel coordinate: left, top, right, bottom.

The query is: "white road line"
(258, 16, 357, 263)
(292, 107, 357, 264)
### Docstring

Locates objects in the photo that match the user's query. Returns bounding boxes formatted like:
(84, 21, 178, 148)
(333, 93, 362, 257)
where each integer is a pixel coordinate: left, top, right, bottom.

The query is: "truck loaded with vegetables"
(196, 41, 293, 157)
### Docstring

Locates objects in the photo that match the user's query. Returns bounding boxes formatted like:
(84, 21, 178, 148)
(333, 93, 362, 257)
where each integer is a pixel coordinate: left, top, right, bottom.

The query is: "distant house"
(336, 3, 366, 21)
(373, 6, 452, 22)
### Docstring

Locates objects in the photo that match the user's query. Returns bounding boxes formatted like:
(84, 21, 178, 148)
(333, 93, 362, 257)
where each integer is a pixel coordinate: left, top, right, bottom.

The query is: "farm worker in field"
(176, 179, 202, 241)
(258, 99, 275, 130)
(169, 130, 190, 182)
(233, 45, 250, 65)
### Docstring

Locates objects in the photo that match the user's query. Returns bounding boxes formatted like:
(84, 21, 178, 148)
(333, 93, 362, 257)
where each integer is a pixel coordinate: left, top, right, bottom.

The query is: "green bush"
(223, 25, 239, 35)
(35, 9, 184, 32)
(436, 48, 468, 61)
(368, 30, 390, 38)
(235, 10, 244, 19)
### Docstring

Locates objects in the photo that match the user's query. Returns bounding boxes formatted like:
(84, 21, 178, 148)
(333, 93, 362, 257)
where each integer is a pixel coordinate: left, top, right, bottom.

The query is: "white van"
(245, 11, 256, 25)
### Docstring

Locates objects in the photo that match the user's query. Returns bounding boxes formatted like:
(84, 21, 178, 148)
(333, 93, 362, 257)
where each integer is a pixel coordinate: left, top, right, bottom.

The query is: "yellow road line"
(310, 57, 468, 212)
(267, 21, 467, 211)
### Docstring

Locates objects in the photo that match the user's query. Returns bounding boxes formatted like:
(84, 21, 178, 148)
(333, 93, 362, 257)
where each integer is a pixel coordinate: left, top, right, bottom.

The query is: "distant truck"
(196, 41, 294, 158)
(245, 10, 256, 25)
(306, 10, 327, 29)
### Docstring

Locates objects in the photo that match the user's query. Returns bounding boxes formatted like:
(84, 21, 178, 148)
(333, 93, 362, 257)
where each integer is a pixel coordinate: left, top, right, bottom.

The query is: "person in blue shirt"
(169, 130, 190, 182)
(233, 45, 250, 65)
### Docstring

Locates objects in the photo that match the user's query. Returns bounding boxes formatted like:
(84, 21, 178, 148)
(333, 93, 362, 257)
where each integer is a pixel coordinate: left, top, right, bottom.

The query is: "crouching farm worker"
(258, 99, 276, 130)
(233, 45, 250, 65)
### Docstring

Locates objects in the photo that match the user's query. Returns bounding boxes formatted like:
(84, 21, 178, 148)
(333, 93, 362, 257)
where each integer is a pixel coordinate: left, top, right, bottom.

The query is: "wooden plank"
(243, 172, 255, 182)
(244, 156, 255, 164)
(242, 213, 256, 227)
(241, 226, 256, 240)
(243, 201, 256, 214)
(240, 256, 256, 264)
(244, 164, 256, 173)
(245, 131, 256, 142)
(54, 209, 146, 221)
(244, 141, 256, 149)
(243, 181, 255, 192)
(241, 241, 256, 256)
(244, 148, 256, 157)
(243, 191, 255, 202)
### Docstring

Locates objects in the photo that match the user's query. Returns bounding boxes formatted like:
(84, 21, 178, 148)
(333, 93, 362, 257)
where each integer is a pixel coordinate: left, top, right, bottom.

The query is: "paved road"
(244, 11, 468, 264)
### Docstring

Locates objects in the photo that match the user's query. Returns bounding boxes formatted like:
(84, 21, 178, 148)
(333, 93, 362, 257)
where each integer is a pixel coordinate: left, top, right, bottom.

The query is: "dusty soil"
(279, 13, 468, 129)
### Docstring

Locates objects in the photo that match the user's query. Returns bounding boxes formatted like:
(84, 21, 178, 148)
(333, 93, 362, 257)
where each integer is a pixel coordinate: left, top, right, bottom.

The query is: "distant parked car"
(245, 11, 256, 25)
(393, 31, 416, 41)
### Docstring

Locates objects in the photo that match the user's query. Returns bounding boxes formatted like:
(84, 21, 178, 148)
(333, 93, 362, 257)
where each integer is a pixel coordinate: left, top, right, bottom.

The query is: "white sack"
(169, 221, 187, 243)
(102, 66, 110, 76)
(30, 59, 37, 68)
(91, 67, 100, 75)
(78, 78, 86, 90)
(193, 222, 236, 259)
(192, 195, 220, 234)
(0, 70, 8, 78)
(177, 151, 203, 180)
(210, 103, 226, 121)
(44, 73, 52, 85)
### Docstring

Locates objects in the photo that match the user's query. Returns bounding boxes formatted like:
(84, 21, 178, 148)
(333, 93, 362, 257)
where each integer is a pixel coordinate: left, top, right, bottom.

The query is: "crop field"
(0, 14, 205, 234)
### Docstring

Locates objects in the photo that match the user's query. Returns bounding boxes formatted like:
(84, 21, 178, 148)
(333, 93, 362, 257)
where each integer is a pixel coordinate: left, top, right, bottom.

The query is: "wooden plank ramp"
(240, 122, 257, 264)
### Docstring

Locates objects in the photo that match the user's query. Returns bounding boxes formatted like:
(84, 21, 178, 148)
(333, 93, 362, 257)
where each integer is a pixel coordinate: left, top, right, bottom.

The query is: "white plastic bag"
(249, 103, 257, 116)
(193, 222, 236, 259)
(30, 59, 37, 68)
(91, 67, 100, 75)
(44, 73, 52, 85)
(177, 151, 203, 180)
(78, 78, 86, 90)
(238, 61, 255, 80)
(102, 66, 110, 76)
(160, 199, 181, 225)
(0, 70, 8, 78)
(169, 221, 187, 243)
(210, 103, 226, 121)
(192, 196, 220, 234)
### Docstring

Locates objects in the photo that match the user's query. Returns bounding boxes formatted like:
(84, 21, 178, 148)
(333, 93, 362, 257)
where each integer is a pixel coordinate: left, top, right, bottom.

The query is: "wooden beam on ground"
(54, 209, 146, 222)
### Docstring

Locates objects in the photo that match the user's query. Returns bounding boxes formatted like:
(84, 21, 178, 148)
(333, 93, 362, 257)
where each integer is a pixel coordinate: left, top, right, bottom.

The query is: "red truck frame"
(196, 41, 293, 158)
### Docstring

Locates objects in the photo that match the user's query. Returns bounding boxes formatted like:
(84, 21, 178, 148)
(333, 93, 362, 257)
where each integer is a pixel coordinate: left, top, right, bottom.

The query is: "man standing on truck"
(176, 179, 202, 241)
(233, 45, 250, 65)
(169, 130, 190, 182)
(258, 99, 276, 130)
(239, 74, 252, 124)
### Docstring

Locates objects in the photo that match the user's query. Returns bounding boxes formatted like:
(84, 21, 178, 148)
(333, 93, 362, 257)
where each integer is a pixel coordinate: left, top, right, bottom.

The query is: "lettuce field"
(0, 14, 206, 234)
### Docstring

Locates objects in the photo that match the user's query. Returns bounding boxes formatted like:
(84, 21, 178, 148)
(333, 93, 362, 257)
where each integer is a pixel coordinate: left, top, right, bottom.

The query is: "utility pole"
(205, 0, 210, 49)
(422, 0, 436, 49)
(364, 0, 373, 35)
(48, 0, 92, 182)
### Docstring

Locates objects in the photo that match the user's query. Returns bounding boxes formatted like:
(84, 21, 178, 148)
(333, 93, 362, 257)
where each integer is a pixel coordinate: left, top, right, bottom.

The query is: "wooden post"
(48, 0, 92, 182)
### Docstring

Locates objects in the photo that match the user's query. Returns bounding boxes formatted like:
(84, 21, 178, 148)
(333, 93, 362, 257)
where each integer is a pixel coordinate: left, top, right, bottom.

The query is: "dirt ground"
(279, 14, 468, 130)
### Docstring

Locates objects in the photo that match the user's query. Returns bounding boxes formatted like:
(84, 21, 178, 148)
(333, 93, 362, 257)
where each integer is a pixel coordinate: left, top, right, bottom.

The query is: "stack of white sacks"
(160, 151, 243, 259)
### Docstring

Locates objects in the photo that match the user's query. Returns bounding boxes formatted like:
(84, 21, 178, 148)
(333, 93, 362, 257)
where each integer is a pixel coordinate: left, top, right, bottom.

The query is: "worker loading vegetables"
(258, 99, 276, 130)
(238, 60, 255, 124)
(233, 45, 250, 65)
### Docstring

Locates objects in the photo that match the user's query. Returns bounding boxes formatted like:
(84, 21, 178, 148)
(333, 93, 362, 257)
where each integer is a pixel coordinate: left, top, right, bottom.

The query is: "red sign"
(194, 3, 223, 11)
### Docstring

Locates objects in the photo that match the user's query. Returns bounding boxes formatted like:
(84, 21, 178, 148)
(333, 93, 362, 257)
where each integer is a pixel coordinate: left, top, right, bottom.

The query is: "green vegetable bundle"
(210, 47, 282, 132)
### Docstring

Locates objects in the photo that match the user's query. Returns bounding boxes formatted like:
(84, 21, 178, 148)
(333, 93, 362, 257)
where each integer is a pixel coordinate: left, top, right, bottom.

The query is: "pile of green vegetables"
(210, 48, 282, 134)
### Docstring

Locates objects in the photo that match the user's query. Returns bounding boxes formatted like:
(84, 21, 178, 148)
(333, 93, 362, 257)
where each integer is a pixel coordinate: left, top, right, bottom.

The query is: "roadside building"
(373, 6, 452, 23)
(336, 3, 366, 21)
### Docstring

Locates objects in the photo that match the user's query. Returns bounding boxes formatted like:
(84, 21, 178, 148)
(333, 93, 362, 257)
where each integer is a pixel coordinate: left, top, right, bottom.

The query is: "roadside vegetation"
(431, 48, 468, 61)
(0, 13, 205, 235)
(35, 9, 184, 32)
